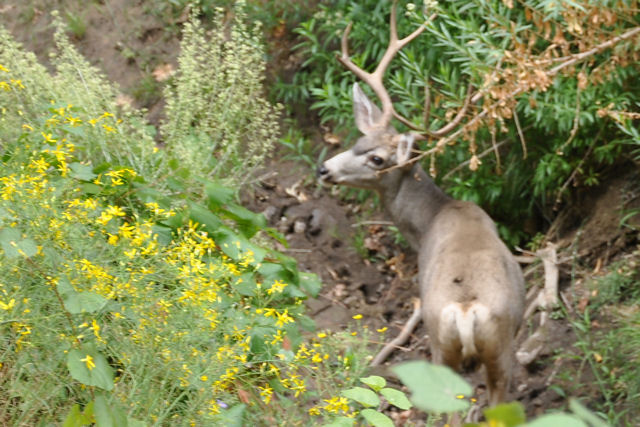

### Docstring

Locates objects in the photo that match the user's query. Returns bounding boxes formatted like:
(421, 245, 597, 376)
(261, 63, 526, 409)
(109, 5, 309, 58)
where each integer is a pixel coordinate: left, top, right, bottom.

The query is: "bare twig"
(371, 298, 422, 366)
(404, 26, 640, 168)
(512, 107, 527, 159)
(442, 138, 510, 180)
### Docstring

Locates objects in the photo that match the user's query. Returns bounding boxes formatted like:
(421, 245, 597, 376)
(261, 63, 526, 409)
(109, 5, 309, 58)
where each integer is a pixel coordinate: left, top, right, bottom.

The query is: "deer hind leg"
(483, 349, 513, 407)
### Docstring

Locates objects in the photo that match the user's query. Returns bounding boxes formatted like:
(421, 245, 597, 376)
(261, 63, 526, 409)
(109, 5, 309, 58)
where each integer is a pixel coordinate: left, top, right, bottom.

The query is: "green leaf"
(568, 398, 609, 427)
(484, 402, 526, 427)
(94, 394, 128, 427)
(67, 345, 114, 391)
(17, 238, 38, 258)
(69, 163, 97, 181)
(525, 413, 588, 427)
(222, 203, 267, 238)
(63, 291, 108, 314)
(360, 409, 394, 427)
(323, 417, 354, 427)
(212, 403, 246, 427)
(360, 375, 386, 392)
(391, 361, 472, 413)
(205, 181, 235, 206)
(0, 228, 36, 258)
(81, 183, 102, 195)
(299, 272, 322, 297)
(341, 386, 380, 408)
(380, 387, 412, 410)
(62, 404, 93, 427)
(188, 202, 222, 232)
(234, 274, 257, 297)
(0, 228, 21, 258)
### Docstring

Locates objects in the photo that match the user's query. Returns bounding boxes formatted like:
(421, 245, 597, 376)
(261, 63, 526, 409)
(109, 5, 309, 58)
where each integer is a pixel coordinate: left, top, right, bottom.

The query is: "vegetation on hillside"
(0, 0, 638, 425)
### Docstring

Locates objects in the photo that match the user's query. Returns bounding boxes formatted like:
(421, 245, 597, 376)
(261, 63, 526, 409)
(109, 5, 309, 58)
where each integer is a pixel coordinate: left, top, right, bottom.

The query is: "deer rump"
(419, 200, 523, 382)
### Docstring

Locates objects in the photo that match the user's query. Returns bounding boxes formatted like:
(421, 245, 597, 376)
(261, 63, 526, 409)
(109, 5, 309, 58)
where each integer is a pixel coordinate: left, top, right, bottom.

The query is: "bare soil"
(3, 1, 639, 422)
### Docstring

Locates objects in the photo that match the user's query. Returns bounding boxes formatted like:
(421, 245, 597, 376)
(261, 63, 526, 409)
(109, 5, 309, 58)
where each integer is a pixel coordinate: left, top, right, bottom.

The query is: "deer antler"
(338, 1, 475, 139)
(337, 0, 430, 129)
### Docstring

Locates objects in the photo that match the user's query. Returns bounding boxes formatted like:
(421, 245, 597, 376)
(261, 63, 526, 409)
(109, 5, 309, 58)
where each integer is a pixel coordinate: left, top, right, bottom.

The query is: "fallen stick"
(371, 298, 422, 367)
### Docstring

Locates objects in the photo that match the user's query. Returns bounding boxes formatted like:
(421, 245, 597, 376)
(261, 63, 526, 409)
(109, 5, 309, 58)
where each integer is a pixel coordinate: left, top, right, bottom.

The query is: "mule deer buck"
(317, 2, 525, 407)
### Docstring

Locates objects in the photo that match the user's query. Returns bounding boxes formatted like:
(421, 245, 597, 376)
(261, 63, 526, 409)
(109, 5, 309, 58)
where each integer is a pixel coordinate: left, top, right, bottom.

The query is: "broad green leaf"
(0, 228, 22, 258)
(342, 386, 380, 408)
(360, 409, 394, 427)
(69, 162, 97, 181)
(568, 399, 609, 427)
(62, 404, 93, 427)
(484, 402, 526, 427)
(380, 387, 412, 410)
(188, 202, 222, 232)
(67, 345, 114, 391)
(299, 272, 322, 297)
(391, 361, 472, 413)
(212, 403, 246, 427)
(297, 314, 316, 332)
(222, 203, 267, 238)
(205, 181, 235, 206)
(360, 375, 386, 392)
(234, 274, 257, 297)
(63, 291, 108, 314)
(94, 394, 128, 427)
(17, 238, 38, 258)
(525, 413, 588, 427)
(323, 417, 354, 427)
(81, 183, 102, 195)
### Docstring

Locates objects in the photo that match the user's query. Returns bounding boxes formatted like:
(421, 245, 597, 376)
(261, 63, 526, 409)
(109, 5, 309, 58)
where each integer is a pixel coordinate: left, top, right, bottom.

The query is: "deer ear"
(353, 83, 383, 135)
(395, 134, 415, 166)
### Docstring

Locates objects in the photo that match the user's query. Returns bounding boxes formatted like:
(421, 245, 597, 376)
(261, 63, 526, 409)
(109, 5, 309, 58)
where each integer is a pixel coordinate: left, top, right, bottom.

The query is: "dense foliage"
(0, 7, 375, 425)
(277, 0, 640, 246)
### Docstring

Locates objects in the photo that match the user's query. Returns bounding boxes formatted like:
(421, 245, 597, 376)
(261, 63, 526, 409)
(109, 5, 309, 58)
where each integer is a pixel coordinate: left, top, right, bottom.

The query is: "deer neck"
(379, 164, 451, 251)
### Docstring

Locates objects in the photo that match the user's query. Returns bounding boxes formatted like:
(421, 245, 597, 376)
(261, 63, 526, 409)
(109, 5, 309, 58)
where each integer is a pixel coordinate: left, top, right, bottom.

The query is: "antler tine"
(338, 0, 430, 129)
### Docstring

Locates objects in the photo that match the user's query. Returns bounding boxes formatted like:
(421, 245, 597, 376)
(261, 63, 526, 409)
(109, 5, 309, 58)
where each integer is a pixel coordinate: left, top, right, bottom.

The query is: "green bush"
(0, 6, 376, 424)
(162, 3, 281, 188)
(279, 0, 640, 246)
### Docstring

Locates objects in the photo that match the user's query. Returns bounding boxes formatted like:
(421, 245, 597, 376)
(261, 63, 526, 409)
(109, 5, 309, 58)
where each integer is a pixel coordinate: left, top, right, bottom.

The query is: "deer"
(317, 1, 525, 408)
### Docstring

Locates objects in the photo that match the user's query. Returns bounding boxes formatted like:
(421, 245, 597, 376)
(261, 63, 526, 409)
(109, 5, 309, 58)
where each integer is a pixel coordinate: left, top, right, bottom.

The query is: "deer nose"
(317, 164, 329, 177)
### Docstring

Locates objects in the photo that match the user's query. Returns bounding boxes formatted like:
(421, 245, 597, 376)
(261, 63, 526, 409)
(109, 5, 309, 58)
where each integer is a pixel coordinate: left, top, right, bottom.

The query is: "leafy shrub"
(279, 0, 640, 246)
(0, 8, 376, 425)
(162, 3, 281, 187)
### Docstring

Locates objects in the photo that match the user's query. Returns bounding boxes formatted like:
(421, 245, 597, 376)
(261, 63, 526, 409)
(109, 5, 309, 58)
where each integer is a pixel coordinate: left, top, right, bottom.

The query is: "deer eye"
(369, 155, 384, 166)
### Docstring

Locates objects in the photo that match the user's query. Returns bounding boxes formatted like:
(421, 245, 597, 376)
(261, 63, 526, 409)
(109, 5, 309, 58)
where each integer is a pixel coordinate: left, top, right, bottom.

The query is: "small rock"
(293, 220, 306, 234)
(261, 205, 278, 223)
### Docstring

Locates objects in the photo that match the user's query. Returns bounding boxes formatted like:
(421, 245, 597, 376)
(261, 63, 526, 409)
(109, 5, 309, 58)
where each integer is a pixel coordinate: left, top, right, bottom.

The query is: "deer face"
(318, 84, 416, 190)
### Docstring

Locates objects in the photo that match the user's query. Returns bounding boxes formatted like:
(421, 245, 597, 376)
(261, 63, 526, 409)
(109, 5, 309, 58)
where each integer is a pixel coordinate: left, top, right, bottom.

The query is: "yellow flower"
(258, 384, 273, 404)
(0, 298, 15, 310)
(275, 309, 294, 328)
(352, 314, 363, 320)
(266, 280, 287, 295)
(80, 354, 96, 371)
(308, 406, 321, 416)
(41, 132, 57, 143)
(377, 327, 388, 333)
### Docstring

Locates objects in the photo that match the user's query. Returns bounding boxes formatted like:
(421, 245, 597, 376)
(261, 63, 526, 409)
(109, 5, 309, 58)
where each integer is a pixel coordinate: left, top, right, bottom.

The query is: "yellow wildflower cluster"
(0, 65, 374, 425)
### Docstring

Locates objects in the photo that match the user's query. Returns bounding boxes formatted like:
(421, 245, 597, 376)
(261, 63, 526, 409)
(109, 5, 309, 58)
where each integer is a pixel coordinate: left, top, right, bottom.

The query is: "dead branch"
(517, 243, 559, 365)
(371, 298, 422, 366)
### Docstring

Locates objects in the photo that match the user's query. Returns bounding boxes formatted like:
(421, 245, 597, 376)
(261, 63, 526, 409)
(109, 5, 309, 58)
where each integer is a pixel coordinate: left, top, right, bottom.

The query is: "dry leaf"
(577, 71, 588, 90)
(469, 154, 482, 171)
(323, 133, 341, 146)
(237, 388, 251, 404)
(115, 93, 134, 108)
(152, 63, 175, 82)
